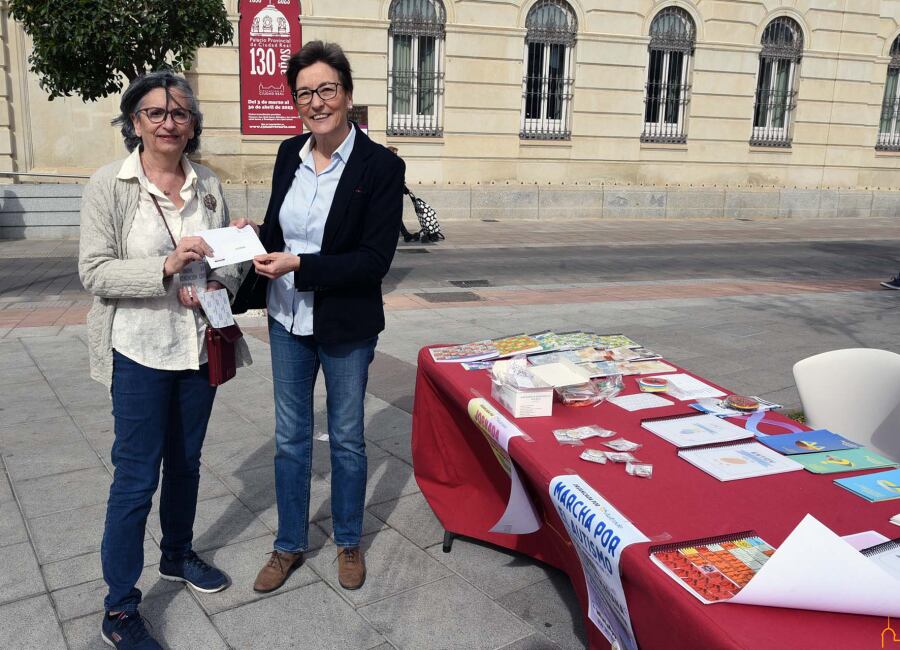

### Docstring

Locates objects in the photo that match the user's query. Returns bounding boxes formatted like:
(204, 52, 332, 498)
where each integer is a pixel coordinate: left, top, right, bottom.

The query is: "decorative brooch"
(203, 194, 217, 211)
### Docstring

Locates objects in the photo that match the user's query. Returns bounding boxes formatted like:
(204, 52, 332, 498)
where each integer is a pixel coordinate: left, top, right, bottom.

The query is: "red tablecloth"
(411, 348, 898, 649)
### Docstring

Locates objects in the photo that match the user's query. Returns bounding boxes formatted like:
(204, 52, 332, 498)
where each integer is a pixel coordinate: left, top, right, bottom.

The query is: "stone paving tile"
(498, 634, 563, 649)
(427, 538, 554, 599)
(200, 435, 274, 473)
(371, 431, 413, 465)
(50, 563, 181, 621)
(16, 466, 110, 519)
(0, 541, 44, 605)
(147, 493, 270, 554)
(497, 573, 588, 650)
(212, 581, 385, 649)
(368, 492, 445, 549)
(316, 511, 388, 541)
(3, 439, 103, 482)
(0, 594, 67, 650)
(42, 539, 160, 592)
(0, 474, 28, 549)
(190, 533, 320, 615)
(359, 575, 534, 650)
(0, 416, 85, 455)
(218, 464, 276, 514)
(28, 502, 111, 564)
(366, 456, 420, 506)
(306, 529, 452, 607)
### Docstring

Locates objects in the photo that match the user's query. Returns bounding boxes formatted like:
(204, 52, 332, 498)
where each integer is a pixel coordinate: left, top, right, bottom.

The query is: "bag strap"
(150, 194, 178, 250)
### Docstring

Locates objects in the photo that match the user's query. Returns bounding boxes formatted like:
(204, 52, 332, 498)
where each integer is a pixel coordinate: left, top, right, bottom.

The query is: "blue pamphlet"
(755, 429, 860, 455)
(835, 468, 900, 502)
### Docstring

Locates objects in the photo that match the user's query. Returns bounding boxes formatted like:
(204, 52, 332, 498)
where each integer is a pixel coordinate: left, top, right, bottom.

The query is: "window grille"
(750, 17, 803, 147)
(641, 7, 695, 144)
(388, 0, 446, 137)
(520, 0, 577, 140)
(876, 37, 900, 151)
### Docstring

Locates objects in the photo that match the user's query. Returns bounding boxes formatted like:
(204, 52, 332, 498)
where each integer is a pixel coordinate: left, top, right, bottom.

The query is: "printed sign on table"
(467, 398, 541, 535)
(549, 475, 648, 650)
(239, 0, 303, 135)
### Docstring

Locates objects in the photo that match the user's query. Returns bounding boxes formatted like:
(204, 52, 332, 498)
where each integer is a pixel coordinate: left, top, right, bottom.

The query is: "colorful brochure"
(641, 413, 753, 448)
(591, 333, 641, 349)
(649, 373, 726, 400)
(678, 442, 804, 481)
(549, 331, 597, 350)
(528, 350, 587, 366)
(756, 430, 861, 455)
(429, 341, 499, 363)
(493, 334, 544, 357)
(834, 468, 900, 502)
(791, 448, 899, 474)
(529, 330, 563, 352)
(650, 531, 776, 603)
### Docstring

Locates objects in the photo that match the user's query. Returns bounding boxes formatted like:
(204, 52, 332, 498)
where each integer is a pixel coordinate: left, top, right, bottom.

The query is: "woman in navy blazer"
(232, 41, 404, 594)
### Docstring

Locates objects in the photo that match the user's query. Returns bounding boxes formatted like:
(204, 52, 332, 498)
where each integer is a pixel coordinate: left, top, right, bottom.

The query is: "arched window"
(388, 0, 446, 136)
(751, 17, 803, 147)
(877, 36, 900, 151)
(520, 0, 577, 140)
(641, 7, 696, 144)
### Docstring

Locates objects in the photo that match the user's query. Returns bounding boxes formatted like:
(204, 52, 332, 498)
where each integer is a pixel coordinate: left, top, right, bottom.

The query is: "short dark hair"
(286, 41, 354, 96)
(112, 71, 203, 154)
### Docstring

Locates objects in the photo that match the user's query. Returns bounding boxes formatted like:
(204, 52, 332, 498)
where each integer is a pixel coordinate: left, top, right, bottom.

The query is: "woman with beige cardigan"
(78, 71, 249, 650)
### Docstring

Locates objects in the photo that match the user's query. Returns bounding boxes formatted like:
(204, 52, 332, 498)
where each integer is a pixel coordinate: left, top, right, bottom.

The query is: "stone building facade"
(0, 0, 899, 233)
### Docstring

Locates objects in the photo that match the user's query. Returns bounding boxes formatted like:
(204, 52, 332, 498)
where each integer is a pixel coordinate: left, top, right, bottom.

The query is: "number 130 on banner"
(239, 0, 304, 135)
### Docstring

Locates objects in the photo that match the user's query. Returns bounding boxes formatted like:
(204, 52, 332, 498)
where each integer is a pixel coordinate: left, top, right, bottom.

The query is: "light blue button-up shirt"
(267, 126, 356, 336)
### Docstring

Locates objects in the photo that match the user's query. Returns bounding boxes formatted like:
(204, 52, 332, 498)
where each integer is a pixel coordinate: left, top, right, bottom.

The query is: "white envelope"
(196, 225, 266, 269)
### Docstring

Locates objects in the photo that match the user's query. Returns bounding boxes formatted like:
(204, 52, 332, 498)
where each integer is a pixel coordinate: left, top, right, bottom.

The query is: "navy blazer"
(233, 124, 405, 344)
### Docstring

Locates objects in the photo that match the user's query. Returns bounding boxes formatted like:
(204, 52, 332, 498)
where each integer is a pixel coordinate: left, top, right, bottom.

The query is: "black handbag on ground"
(406, 189, 444, 242)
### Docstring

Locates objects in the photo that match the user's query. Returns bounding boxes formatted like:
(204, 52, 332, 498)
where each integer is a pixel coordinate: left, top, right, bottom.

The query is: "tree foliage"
(9, 0, 233, 101)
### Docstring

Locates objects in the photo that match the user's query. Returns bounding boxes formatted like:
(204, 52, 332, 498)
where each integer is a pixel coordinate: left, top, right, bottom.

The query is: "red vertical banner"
(239, 0, 303, 135)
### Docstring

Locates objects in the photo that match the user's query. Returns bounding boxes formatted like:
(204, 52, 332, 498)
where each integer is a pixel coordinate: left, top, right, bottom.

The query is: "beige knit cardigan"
(78, 158, 251, 389)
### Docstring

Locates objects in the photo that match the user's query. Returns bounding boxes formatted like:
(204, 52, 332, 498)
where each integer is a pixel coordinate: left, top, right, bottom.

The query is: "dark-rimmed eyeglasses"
(136, 107, 193, 125)
(291, 82, 342, 106)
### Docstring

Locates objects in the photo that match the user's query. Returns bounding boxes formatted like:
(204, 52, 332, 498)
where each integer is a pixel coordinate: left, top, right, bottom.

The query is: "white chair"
(792, 348, 900, 462)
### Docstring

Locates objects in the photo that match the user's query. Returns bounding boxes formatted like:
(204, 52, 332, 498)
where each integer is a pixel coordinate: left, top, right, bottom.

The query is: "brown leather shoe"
(253, 550, 303, 593)
(337, 547, 366, 590)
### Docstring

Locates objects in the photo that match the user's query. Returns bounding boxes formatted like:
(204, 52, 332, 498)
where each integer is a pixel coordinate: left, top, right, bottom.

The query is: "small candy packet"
(626, 462, 653, 478)
(556, 425, 616, 441)
(605, 451, 639, 463)
(603, 438, 643, 452)
(553, 430, 584, 446)
(579, 449, 608, 464)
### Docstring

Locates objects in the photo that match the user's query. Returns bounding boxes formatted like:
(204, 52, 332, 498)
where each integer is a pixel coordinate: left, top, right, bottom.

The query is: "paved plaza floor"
(0, 217, 898, 649)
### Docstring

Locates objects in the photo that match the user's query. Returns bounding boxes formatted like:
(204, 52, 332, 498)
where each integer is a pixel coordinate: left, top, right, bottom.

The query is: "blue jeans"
(102, 351, 217, 612)
(268, 317, 376, 552)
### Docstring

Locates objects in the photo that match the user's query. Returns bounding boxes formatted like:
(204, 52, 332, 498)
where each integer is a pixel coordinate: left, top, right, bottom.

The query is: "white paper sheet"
(467, 398, 541, 534)
(649, 373, 726, 400)
(196, 225, 266, 269)
(197, 289, 235, 328)
(178, 260, 207, 290)
(730, 514, 900, 616)
(608, 393, 674, 412)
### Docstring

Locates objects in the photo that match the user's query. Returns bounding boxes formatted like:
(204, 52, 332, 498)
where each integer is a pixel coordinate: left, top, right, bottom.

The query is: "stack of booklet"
(677, 442, 804, 481)
(835, 468, 900, 502)
(754, 430, 899, 476)
(641, 414, 752, 448)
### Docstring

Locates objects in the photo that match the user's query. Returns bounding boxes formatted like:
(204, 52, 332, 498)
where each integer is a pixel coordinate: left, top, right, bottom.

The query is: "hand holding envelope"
(195, 225, 267, 269)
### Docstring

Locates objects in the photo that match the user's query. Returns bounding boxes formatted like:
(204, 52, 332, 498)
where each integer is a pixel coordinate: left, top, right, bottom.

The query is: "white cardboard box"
(491, 378, 554, 418)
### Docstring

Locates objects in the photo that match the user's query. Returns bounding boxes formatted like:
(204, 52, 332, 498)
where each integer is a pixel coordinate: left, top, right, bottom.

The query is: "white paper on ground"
(197, 225, 266, 268)
(730, 514, 900, 616)
(608, 393, 674, 412)
(197, 289, 236, 328)
(467, 398, 541, 534)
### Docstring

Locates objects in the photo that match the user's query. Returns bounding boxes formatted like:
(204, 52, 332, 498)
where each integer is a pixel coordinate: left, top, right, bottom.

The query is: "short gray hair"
(112, 71, 203, 154)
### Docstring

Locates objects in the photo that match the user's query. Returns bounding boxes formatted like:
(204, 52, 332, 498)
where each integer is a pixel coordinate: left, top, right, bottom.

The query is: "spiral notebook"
(861, 538, 900, 581)
(678, 441, 804, 481)
(641, 413, 753, 448)
(649, 531, 776, 604)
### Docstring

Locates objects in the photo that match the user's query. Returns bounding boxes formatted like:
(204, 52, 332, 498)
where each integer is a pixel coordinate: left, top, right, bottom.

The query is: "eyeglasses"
(136, 107, 193, 125)
(291, 82, 342, 106)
